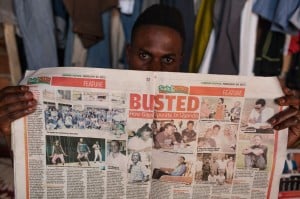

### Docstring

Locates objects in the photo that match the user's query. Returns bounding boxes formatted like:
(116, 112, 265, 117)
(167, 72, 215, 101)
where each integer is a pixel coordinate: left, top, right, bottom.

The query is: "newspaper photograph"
(12, 67, 288, 199)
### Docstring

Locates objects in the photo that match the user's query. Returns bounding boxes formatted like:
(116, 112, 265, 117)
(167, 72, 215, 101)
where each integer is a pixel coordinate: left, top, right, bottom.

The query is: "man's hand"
(0, 86, 37, 137)
(268, 86, 300, 148)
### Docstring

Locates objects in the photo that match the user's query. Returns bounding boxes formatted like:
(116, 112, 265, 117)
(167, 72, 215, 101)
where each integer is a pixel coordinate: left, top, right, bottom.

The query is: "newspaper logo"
(28, 77, 51, 84)
(158, 85, 189, 94)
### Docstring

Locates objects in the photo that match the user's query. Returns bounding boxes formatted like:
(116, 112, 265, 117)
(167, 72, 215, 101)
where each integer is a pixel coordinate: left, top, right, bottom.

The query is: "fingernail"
(275, 97, 285, 105)
(28, 107, 34, 112)
(274, 125, 279, 130)
(24, 92, 33, 99)
(284, 87, 292, 94)
(268, 118, 277, 125)
(21, 86, 29, 91)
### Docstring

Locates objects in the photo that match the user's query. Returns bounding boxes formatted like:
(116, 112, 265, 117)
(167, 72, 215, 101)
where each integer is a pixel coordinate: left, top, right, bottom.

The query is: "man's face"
(187, 123, 194, 130)
(234, 101, 240, 107)
(111, 141, 120, 153)
(178, 157, 184, 164)
(212, 127, 220, 135)
(254, 104, 263, 113)
(127, 25, 183, 72)
(141, 131, 151, 141)
(253, 136, 262, 145)
(132, 153, 139, 163)
(166, 125, 174, 135)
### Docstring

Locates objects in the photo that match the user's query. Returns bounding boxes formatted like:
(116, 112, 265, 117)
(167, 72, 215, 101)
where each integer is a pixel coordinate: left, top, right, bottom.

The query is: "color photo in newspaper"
(12, 67, 288, 199)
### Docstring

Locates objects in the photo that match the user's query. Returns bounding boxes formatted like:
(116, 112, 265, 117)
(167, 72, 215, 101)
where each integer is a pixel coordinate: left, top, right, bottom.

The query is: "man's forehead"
(132, 25, 183, 43)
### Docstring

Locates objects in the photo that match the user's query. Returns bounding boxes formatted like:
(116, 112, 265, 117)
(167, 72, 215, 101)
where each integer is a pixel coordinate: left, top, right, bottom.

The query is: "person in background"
(181, 120, 197, 143)
(214, 98, 226, 120)
(106, 140, 127, 171)
(152, 155, 187, 179)
(50, 140, 67, 165)
(92, 141, 102, 163)
(283, 153, 298, 174)
(248, 98, 274, 129)
(77, 138, 91, 166)
(128, 152, 150, 183)
(128, 123, 153, 152)
(242, 135, 268, 170)
(154, 123, 177, 149)
(230, 101, 241, 123)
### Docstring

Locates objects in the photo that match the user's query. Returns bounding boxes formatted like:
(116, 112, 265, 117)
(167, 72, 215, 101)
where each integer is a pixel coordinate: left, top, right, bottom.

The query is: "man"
(208, 172, 217, 183)
(106, 140, 127, 171)
(248, 99, 274, 129)
(283, 153, 298, 174)
(92, 141, 102, 163)
(77, 138, 91, 166)
(195, 154, 203, 181)
(0, 4, 299, 155)
(152, 156, 187, 179)
(226, 156, 235, 182)
(50, 140, 67, 165)
(211, 124, 221, 146)
(216, 171, 226, 185)
(216, 157, 228, 174)
(202, 159, 211, 181)
(126, 4, 184, 72)
(242, 135, 268, 170)
(128, 152, 150, 183)
(181, 121, 197, 143)
(155, 123, 177, 149)
(210, 157, 219, 176)
(230, 101, 241, 123)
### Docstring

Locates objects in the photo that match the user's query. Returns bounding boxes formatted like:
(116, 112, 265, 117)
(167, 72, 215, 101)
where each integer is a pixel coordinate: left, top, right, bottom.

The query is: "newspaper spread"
(12, 67, 288, 199)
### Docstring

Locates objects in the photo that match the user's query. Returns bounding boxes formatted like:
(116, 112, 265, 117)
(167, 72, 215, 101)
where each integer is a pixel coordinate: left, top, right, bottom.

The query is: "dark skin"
(268, 86, 300, 147)
(0, 24, 299, 148)
(127, 25, 183, 72)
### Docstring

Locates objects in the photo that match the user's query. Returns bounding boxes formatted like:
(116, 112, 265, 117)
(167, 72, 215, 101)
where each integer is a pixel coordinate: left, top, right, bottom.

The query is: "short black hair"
(136, 123, 152, 137)
(131, 4, 185, 42)
(255, 99, 266, 107)
(213, 124, 221, 130)
(187, 121, 194, 125)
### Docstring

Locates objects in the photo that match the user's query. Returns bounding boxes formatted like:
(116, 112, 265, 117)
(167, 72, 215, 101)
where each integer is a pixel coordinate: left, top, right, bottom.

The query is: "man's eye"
(139, 52, 150, 60)
(162, 57, 174, 64)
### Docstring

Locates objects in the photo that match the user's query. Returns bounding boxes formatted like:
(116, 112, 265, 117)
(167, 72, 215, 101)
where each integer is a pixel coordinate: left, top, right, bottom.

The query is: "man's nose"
(149, 58, 162, 71)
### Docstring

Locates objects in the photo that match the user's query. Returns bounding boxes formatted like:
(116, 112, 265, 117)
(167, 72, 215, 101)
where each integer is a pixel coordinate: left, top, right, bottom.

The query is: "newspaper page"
(12, 67, 288, 199)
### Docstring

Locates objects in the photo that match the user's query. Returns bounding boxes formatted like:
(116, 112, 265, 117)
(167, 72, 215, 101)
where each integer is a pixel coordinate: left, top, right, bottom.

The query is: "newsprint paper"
(12, 67, 288, 199)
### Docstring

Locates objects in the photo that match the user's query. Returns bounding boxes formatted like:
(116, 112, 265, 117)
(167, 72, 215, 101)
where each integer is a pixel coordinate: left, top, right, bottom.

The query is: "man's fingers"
(0, 86, 30, 101)
(268, 107, 298, 127)
(272, 115, 300, 130)
(0, 99, 37, 118)
(0, 104, 36, 134)
(0, 85, 29, 94)
(0, 90, 35, 107)
(274, 95, 300, 107)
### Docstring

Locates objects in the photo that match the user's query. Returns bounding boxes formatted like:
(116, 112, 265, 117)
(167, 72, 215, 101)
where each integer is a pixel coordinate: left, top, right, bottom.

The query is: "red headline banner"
(52, 77, 105, 88)
(189, 86, 245, 97)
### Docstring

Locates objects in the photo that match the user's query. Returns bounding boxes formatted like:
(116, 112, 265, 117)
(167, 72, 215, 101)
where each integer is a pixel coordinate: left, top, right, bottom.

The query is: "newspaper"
(12, 67, 288, 199)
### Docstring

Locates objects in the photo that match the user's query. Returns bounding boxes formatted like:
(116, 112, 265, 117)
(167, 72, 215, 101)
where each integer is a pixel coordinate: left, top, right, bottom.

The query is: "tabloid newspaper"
(12, 67, 289, 199)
